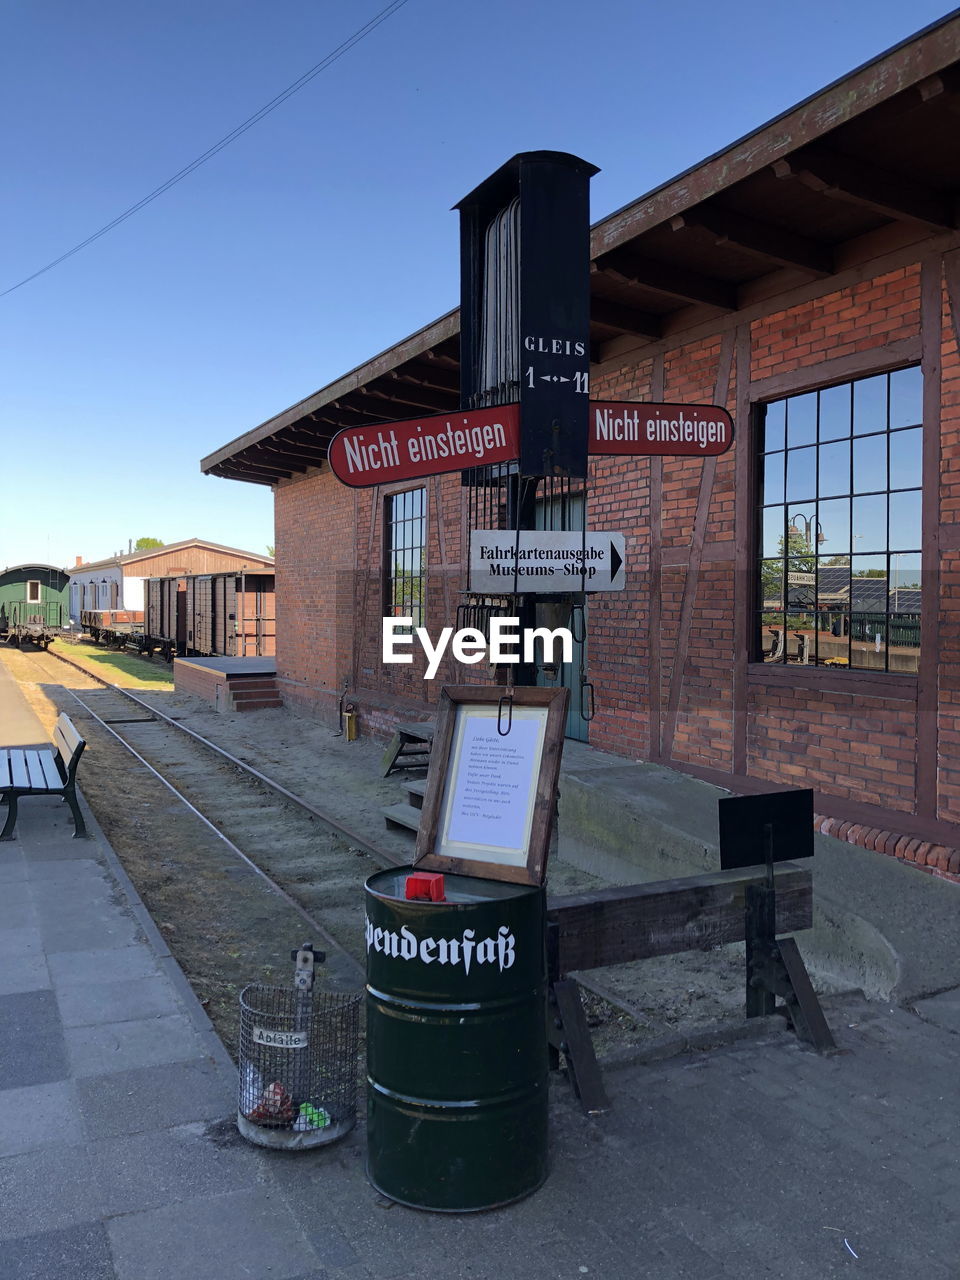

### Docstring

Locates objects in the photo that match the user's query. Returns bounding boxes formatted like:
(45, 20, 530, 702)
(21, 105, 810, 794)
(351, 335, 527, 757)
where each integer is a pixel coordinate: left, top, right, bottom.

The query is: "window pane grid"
(757, 367, 921, 673)
(385, 488, 426, 630)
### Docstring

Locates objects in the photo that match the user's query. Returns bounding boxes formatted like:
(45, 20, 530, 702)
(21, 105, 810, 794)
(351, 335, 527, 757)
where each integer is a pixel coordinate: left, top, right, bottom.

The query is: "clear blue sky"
(1, 1, 953, 570)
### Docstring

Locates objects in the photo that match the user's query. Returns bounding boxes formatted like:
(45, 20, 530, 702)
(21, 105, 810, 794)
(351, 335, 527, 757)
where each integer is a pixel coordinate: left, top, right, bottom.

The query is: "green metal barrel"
(365, 868, 548, 1212)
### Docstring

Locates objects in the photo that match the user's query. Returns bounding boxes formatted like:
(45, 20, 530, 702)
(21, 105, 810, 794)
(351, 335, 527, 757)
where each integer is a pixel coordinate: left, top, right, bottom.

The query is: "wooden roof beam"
(592, 252, 736, 310)
(422, 348, 460, 369)
(917, 67, 960, 109)
(328, 401, 394, 424)
(389, 365, 460, 394)
(358, 383, 455, 413)
(260, 441, 328, 466)
(671, 207, 834, 276)
(214, 461, 287, 483)
(285, 427, 335, 448)
(772, 146, 956, 231)
(590, 297, 662, 338)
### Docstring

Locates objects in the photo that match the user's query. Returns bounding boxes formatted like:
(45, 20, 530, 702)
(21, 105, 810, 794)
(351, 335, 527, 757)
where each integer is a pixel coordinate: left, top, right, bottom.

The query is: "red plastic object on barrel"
(404, 872, 446, 902)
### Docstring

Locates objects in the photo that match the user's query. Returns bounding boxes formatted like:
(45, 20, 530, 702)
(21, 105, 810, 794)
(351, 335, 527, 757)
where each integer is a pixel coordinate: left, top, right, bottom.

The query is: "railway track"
(8, 643, 396, 1002)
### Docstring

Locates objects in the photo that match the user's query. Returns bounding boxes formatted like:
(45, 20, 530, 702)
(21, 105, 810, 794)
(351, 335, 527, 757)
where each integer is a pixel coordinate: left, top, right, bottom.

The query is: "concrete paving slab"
(89, 1121, 264, 1217)
(37, 911, 142, 956)
(64, 1012, 206, 1077)
(56, 974, 182, 1028)
(48, 945, 159, 989)
(0, 1222, 116, 1280)
(106, 1189, 321, 1280)
(0, 952, 50, 996)
(0, 880, 36, 923)
(0, 858, 29, 883)
(75, 1059, 232, 1140)
(0, 990, 66, 1088)
(0, 1144, 100, 1240)
(0, 923, 43, 958)
(24, 858, 109, 883)
(0, 1079, 84, 1157)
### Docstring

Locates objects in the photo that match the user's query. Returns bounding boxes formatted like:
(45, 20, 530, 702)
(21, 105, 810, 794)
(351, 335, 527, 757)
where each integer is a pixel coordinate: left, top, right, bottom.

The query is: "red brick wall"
(272, 253, 960, 865)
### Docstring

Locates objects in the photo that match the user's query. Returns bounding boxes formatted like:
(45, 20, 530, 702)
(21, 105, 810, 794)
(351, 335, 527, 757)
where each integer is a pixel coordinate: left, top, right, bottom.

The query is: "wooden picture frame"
(413, 685, 569, 886)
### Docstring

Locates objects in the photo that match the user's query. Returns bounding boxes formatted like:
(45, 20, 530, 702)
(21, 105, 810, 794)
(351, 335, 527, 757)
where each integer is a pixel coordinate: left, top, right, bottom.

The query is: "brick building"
(203, 15, 960, 876)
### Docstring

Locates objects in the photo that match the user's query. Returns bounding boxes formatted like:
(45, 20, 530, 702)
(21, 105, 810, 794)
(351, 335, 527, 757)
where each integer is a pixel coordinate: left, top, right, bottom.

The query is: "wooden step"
(382, 802, 422, 834)
(404, 778, 427, 809)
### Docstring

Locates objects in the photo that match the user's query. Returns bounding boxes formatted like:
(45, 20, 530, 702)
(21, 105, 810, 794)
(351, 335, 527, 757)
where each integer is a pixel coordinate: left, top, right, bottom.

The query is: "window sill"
(746, 661, 918, 699)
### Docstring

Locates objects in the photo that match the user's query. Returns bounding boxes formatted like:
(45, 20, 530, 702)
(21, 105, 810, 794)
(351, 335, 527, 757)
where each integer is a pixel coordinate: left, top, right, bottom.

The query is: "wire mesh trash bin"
(238, 983, 362, 1150)
(365, 868, 548, 1211)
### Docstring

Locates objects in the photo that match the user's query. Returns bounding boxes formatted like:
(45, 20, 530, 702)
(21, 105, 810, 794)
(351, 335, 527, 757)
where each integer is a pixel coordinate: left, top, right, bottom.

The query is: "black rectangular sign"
(718, 789, 815, 870)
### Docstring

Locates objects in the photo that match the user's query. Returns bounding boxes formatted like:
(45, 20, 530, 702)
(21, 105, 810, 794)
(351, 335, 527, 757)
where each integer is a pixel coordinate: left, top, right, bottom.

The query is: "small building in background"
(66, 539, 274, 623)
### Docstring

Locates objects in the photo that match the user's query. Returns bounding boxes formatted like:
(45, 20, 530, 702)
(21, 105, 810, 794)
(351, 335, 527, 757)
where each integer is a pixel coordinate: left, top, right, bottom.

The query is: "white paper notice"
(445, 715, 540, 851)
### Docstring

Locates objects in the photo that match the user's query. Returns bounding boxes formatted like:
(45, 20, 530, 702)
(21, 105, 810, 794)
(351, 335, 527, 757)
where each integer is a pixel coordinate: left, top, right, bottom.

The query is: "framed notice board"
(413, 685, 569, 885)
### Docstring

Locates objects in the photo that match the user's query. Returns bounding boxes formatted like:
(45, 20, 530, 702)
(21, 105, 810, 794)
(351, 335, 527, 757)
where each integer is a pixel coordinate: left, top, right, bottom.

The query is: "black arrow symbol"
(609, 540, 623, 582)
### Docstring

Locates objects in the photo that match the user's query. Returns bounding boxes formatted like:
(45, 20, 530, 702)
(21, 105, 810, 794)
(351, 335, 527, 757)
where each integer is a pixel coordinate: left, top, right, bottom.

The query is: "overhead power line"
(2, 0, 411, 298)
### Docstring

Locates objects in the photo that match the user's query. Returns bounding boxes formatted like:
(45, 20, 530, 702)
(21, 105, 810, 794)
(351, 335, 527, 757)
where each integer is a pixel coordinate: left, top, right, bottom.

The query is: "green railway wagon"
(0, 564, 70, 648)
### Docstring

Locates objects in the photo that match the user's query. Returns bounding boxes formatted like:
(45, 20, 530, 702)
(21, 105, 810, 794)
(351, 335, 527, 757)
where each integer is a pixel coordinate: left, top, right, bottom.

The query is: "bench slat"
(34, 750, 62, 788)
(9, 752, 31, 789)
(54, 714, 85, 768)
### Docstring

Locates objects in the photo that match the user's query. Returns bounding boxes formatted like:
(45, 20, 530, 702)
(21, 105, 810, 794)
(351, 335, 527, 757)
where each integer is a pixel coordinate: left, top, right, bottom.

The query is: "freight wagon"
(81, 610, 146, 650)
(144, 572, 275, 660)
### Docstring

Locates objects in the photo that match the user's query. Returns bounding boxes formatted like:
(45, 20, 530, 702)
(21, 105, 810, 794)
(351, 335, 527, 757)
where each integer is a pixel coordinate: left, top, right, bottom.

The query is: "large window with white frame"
(757, 366, 922, 673)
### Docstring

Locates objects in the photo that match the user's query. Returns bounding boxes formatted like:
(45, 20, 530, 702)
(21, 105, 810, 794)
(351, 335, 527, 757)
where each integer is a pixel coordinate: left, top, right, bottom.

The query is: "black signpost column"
(456, 151, 598, 687)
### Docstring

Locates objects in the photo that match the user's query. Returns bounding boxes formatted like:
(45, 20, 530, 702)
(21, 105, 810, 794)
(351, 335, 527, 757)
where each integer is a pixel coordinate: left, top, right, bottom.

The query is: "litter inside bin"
(237, 942, 361, 1150)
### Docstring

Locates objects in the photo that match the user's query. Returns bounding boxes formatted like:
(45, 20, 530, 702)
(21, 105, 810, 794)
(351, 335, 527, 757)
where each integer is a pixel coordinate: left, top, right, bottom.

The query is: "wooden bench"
(0, 713, 88, 840)
(546, 862, 814, 1112)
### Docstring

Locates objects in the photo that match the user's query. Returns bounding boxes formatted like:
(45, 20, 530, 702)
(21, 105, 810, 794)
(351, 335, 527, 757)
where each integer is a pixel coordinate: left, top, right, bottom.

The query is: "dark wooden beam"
(286, 425, 335, 448)
(671, 207, 834, 276)
(215, 461, 287, 483)
(548, 864, 812, 972)
(917, 67, 960, 111)
(590, 297, 662, 338)
(592, 251, 736, 311)
(306, 412, 374, 431)
(256, 442, 327, 467)
(772, 146, 955, 231)
(328, 401, 394, 425)
(359, 383, 456, 413)
(389, 365, 460, 395)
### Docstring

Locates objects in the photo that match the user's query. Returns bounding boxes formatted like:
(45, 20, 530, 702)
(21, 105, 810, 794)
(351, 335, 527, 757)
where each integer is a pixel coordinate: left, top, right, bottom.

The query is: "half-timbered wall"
(273, 236, 960, 876)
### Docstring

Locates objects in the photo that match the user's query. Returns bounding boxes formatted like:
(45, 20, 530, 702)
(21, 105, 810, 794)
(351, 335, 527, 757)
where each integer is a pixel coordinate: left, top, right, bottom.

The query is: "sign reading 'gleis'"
(328, 405, 521, 487)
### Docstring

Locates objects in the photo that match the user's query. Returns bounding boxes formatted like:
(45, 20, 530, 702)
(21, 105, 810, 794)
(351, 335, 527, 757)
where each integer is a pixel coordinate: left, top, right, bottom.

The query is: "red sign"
(589, 401, 734, 457)
(328, 404, 521, 488)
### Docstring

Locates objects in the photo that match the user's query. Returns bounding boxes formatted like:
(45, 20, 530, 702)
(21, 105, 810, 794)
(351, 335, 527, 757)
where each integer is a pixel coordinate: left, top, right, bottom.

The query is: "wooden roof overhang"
(202, 12, 960, 487)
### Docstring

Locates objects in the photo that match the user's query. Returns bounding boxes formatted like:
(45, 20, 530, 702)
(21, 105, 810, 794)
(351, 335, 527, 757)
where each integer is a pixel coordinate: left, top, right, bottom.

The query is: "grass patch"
(50, 639, 174, 690)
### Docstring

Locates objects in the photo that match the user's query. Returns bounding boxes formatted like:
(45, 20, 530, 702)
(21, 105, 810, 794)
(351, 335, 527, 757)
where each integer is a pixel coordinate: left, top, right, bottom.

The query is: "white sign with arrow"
(469, 530, 626, 593)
